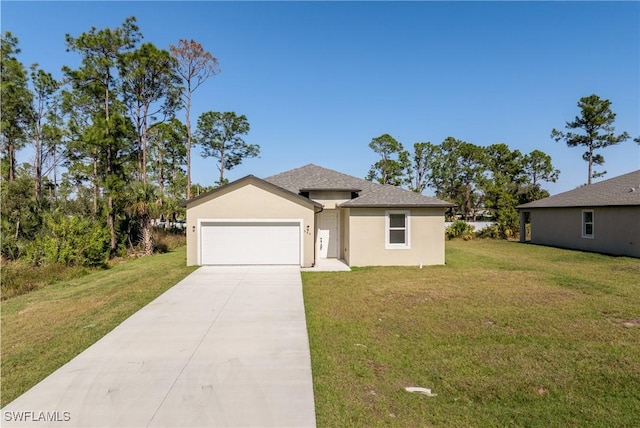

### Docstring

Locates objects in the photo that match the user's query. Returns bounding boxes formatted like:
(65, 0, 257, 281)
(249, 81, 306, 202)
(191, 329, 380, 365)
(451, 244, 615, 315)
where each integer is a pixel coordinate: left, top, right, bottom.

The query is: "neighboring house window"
(385, 210, 410, 249)
(582, 210, 594, 238)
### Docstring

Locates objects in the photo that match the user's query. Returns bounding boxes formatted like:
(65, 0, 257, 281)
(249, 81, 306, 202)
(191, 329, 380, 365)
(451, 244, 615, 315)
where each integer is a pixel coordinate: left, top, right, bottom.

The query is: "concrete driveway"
(2, 266, 316, 428)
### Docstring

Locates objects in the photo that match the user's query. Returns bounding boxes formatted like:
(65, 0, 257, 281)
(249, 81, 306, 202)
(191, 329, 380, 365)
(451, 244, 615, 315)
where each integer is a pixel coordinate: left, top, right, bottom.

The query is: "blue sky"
(3, 1, 639, 194)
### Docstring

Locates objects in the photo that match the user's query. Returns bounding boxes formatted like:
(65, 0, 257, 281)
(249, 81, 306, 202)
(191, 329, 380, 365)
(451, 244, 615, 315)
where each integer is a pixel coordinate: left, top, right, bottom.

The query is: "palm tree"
(126, 182, 159, 255)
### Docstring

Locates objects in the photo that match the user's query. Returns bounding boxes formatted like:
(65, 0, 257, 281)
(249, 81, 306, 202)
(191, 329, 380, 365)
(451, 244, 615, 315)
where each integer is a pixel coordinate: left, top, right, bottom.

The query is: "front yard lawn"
(303, 240, 640, 427)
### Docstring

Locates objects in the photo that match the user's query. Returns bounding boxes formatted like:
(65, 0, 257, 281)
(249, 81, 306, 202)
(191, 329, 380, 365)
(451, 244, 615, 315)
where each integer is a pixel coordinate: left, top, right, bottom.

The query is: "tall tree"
(148, 118, 187, 224)
(148, 118, 187, 196)
(196, 112, 257, 186)
(428, 137, 485, 221)
(454, 140, 487, 221)
(366, 134, 410, 186)
(29, 66, 61, 199)
(551, 94, 630, 184)
(119, 42, 181, 184)
(482, 143, 525, 236)
(1, 31, 33, 182)
(169, 39, 220, 199)
(518, 149, 560, 204)
(63, 17, 141, 252)
(62, 88, 101, 216)
(522, 149, 560, 187)
(410, 142, 439, 193)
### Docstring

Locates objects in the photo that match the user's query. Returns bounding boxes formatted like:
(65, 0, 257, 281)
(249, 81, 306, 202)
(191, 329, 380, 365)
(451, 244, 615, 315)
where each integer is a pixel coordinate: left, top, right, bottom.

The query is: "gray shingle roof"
(517, 170, 640, 209)
(340, 184, 454, 207)
(264, 164, 454, 208)
(264, 164, 379, 194)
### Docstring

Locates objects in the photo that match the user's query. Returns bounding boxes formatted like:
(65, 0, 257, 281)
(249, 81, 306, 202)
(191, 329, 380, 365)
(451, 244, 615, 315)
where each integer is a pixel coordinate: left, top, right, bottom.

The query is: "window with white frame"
(385, 210, 410, 249)
(582, 210, 594, 238)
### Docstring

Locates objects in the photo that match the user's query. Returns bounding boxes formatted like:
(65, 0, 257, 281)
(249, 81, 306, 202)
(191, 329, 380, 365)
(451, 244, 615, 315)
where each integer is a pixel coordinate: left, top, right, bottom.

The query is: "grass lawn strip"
(1, 248, 196, 406)
(303, 240, 640, 427)
(3, 241, 639, 426)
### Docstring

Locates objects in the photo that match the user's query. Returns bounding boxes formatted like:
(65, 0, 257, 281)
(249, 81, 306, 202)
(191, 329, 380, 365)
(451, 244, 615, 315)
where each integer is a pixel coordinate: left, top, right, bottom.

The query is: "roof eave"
(299, 187, 362, 192)
(518, 203, 640, 209)
(182, 175, 323, 208)
(339, 202, 455, 208)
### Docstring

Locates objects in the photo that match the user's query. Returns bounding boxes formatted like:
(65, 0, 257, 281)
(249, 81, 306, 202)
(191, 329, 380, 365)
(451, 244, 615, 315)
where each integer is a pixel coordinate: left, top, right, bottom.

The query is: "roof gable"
(518, 170, 640, 209)
(184, 175, 322, 209)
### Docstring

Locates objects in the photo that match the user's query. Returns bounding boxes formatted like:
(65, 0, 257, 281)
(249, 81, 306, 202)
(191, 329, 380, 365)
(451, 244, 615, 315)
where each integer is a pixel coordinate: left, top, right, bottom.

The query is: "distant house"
(517, 170, 640, 258)
(184, 164, 454, 267)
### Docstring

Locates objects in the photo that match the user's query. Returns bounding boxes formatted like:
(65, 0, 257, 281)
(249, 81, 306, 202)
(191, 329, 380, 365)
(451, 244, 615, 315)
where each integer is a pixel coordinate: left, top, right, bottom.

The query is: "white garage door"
(200, 221, 301, 265)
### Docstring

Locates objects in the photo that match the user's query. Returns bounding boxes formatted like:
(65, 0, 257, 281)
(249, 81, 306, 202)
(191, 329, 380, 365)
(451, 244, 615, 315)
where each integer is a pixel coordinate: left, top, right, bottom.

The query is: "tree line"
(2, 15, 635, 265)
(366, 94, 633, 238)
(366, 134, 560, 237)
(1, 17, 259, 265)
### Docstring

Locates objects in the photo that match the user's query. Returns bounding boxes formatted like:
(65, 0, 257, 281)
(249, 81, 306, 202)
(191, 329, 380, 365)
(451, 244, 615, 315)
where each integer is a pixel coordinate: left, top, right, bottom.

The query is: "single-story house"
(517, 170, 640, 258)
(185, 164, 454, 267)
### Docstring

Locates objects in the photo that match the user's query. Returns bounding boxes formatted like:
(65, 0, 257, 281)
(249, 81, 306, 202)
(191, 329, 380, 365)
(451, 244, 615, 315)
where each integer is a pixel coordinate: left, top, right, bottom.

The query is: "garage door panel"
(201, 222, 300, 265)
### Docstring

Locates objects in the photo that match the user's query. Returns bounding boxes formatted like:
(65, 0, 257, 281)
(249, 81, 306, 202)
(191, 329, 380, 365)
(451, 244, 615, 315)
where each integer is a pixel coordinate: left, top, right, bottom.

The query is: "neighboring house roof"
(183, 175, 323, 208)
(517, 170, 640, 209)
(265, 164, 454, 208)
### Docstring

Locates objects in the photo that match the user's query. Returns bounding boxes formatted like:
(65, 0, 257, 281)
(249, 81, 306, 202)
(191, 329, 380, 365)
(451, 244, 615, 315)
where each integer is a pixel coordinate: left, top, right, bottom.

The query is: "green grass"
(303, 240, 640, 427)
(1, 230, 186, 300)
(1, 261, 97, 300)
(3, 241, 638, 425)
(0, 247, 196, 406)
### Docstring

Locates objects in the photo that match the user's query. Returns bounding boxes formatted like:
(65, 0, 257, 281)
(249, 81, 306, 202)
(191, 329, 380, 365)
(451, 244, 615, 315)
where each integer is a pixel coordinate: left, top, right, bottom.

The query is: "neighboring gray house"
(517, 170, 640, 258)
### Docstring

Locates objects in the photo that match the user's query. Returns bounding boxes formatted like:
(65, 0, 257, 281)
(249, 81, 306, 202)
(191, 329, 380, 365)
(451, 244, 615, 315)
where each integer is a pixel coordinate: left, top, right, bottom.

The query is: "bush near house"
(445, 220, 475, 240)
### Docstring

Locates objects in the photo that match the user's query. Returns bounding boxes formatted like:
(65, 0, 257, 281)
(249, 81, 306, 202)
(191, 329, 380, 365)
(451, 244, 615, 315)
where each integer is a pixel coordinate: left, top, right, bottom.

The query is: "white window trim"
(582, 209, 594, 239)
(385, 210, 411, 250)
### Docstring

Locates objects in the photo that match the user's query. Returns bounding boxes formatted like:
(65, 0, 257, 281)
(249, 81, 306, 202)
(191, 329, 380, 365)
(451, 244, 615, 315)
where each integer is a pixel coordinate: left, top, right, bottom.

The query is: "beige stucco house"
(185, 164, 454, 267)
(517, 170, 640, 258)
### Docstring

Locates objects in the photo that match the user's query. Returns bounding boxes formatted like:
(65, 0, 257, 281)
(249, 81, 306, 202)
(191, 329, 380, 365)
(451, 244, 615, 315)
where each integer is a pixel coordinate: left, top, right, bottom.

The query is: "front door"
(318, 210, 339, 258)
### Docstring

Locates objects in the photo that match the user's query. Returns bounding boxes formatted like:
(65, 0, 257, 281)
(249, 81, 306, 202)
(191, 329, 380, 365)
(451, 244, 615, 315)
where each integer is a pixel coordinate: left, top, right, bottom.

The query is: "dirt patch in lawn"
(619, 319, 640, 328)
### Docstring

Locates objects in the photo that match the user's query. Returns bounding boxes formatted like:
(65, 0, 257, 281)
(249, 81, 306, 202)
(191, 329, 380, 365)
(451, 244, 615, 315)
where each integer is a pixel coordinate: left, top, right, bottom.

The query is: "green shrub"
(475, 224, 500, 239)
(446, 220, 475, 240)
(0, 224, 20, 260)
(153, 229, 186, 253)
(25, 214, 110, 267)
(495, 206, 519, 239)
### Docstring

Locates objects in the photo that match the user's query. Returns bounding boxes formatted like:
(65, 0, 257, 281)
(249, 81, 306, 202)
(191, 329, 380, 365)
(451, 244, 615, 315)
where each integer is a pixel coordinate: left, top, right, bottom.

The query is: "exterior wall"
(186, 181, 316, 266)
(529, 206, 640, 258)
(340, 208, 350, 263)
(309, 191, 351, 209)
(347, 207, 446, 266)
